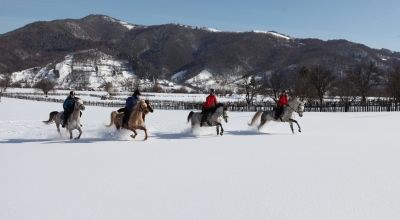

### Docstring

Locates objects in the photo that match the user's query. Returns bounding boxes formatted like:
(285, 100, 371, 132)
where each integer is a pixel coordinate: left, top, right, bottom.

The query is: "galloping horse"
(187, 103, 229, 136)
(106, 100, 150, 140)
(116, 100, 154, 121)
(248, 98, 305, 133)
(42, 97, 86, 139)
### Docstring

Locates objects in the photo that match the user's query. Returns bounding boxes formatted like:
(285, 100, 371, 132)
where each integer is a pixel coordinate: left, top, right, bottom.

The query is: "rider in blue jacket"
(62, 91, 76, 127)
(122, 90, 141, 128)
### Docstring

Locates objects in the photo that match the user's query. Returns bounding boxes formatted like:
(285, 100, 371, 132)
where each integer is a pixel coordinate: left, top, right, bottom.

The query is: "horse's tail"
(42, 111, 59, 124)
(105, 111, 119, 128)
(248, 110, 263, 126)
(187, 111, 194, 123)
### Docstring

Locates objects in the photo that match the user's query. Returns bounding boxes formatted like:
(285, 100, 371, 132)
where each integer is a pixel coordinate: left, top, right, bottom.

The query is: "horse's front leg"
(75, 127, 82, 140)
(217, 123, 224, 136)
(130, 128, 138, 139)
(291, 119, 301, 133)
(69, 129, 73, 139)
(142, 126, 148, 140)
(289, 121, 294, 134)
(216, 125, 220, 135)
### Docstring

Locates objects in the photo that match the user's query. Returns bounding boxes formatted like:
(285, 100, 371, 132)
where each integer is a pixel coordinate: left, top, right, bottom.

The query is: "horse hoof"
(130, 135, 136, 139)
(220, 133, 223, 136)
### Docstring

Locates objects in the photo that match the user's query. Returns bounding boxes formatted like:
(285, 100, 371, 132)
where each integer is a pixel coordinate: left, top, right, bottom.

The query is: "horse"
(116, 100, 154, 121)
(248, 98, 305, 133)
(187, 103, 229, 136)
(42, 97, 86, 139)
(106, 99, 150, 140)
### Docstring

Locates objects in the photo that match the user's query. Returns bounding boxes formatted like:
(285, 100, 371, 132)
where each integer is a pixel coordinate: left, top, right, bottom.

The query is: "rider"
(275, 90, 289, 120)
(122, 89, 141, 128)
(62, 91, 76, 128)
(200, 88, 218, 127)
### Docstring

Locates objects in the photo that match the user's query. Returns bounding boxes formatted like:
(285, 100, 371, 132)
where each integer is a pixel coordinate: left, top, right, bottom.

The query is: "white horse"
(248, 98, 305, 133)
(187, 103, 229, 136)
(42, 98, 86, 139)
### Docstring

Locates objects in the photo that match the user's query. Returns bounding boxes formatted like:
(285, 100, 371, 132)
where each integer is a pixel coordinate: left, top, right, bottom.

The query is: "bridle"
(222, 109, 229, 120)
(74, 100, 84, 111)
(286, 102, 304, 115)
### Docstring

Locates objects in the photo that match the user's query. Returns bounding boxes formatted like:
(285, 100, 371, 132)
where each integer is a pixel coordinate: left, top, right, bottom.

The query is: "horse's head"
(145, 100, 154, 113)
(292, 98, 304, 117)
(74, 98, 85, 111)
(133, 100, 148, 112)
(222, 106, 229, 123)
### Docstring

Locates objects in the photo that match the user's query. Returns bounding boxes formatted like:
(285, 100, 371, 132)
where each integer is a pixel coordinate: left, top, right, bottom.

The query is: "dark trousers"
(63, 109, 73, 125)
(122, 108, 132, 126)
(275, 106, 284, 118)
(201, 107, 211, 123)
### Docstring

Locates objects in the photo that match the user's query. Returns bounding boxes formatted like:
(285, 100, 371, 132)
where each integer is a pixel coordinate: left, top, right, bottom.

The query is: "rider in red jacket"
(201, 88, 218, 126)
(275, 90, 288, 119)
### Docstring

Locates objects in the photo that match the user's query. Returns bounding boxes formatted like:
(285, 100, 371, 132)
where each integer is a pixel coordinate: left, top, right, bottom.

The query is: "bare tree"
(385, 65, 400, 106)
(0, 75, 13, 92)
(238, 75, 263, 105)
(308, 64, 336, 109)
(264, 69, 289, 103)
(334, 76, 357, 112)
(34, 78, 57, 97)
(345, 61, 383, 103)
(291, 66, 312, 102)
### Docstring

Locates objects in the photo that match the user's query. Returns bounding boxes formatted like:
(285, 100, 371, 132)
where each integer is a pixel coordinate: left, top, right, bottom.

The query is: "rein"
(286, 102, 303, 113)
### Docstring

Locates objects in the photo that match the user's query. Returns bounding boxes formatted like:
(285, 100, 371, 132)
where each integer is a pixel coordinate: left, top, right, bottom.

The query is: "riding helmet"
(70, 91, 75, 95)
(210, 88, 215, 93)
(133, 90, 141, 96)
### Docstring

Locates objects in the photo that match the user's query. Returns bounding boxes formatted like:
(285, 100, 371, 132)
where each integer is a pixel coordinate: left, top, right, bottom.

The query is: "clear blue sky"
(1, 0, 399, 51)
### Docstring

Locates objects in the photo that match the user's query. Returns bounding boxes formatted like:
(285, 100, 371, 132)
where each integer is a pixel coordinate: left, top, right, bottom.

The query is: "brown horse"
(116, 100, 154, 121)
(106, 100, 151, 140)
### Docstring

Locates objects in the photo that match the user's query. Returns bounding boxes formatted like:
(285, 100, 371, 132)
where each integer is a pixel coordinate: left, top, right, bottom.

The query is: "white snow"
(171, 70, 187, 81)
(253, 30, 291, 40)
(1, 97, 400, 219)
(186, 70, 213, 83)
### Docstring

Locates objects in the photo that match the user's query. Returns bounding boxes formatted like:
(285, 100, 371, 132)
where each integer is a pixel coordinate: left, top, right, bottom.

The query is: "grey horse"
(248, 98, 305, 133)
(42, 98, 86, 139)
(187, 103, 229, 136)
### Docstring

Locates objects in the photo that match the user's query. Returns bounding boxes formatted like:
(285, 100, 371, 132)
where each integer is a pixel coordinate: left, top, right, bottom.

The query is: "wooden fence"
(1, 93, 399, 112)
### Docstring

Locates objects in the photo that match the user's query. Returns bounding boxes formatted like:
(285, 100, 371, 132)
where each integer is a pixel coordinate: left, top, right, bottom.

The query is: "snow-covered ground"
(1, 97, 400, 219)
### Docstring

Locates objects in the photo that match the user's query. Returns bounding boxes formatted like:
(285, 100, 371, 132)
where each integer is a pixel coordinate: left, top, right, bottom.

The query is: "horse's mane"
(132, 99, 146, 110)
(288, 97, 301, 104)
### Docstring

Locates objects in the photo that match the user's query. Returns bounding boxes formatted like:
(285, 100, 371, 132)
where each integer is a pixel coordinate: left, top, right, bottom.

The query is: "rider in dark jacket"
(62, 91, 76, 127)
(122, 90, 141, 128)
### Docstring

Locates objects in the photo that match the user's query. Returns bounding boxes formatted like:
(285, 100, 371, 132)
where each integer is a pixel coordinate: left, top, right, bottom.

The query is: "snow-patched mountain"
(10, 50, 136, 89)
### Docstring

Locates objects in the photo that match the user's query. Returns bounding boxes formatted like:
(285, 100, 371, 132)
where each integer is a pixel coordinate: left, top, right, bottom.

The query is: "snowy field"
(1, 97, 400, 220)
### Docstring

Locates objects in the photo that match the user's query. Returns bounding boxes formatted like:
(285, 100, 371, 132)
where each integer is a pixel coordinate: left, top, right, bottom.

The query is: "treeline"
(232, 61, 400, 110)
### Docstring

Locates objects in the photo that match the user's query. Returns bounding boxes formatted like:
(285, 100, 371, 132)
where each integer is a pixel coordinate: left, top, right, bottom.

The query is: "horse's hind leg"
(69, 130, 73, 139)
(258, 119, 267, 131)
(56, 123, 61, 133)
